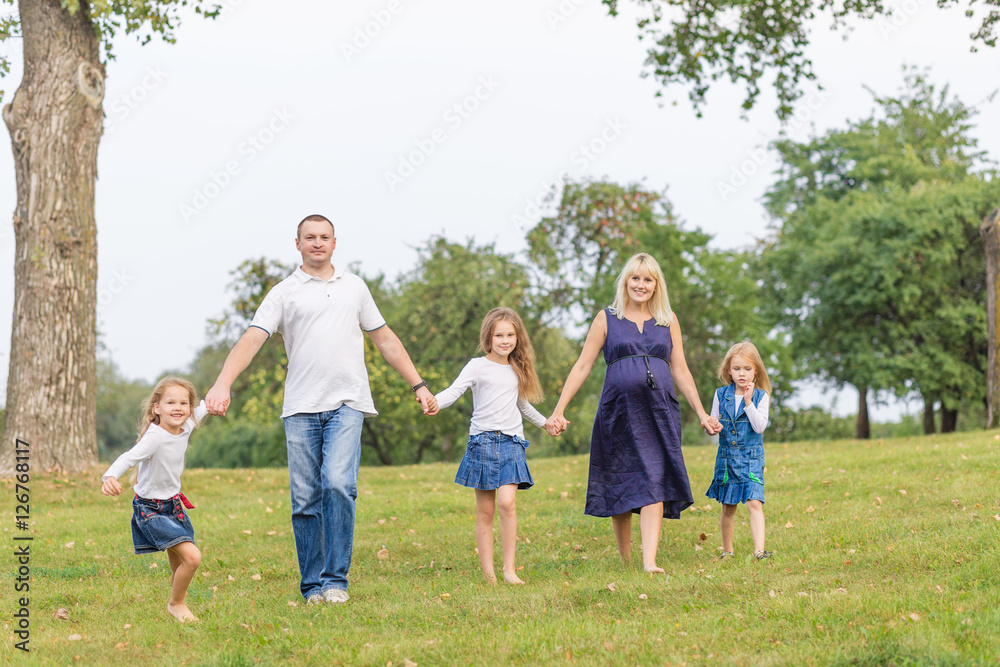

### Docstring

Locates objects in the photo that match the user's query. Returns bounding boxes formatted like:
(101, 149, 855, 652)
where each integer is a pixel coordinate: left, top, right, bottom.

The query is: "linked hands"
(205, 385, 231, 417)
(416, 386, 439, 415)
(545, 412, 570, 437)
(701, 413, 723, 436)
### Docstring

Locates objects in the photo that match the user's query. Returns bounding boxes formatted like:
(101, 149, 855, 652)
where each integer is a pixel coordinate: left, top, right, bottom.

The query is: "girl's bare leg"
(639, 503, 664, 573)
(611, 512, 632, 563)
(496, 484, 524, 584)
(721, 504, 738, 554)
(166, 542, 201, 622)
(747, 500, 765, 554)
(475, 490, 498, 583)
(168, 548, 182, 587)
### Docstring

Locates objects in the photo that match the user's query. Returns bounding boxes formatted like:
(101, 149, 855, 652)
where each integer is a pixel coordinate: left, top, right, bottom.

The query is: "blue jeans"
(283, 405, 364, 599)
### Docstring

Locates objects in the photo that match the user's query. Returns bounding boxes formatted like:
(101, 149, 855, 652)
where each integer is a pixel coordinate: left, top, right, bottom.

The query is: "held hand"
(101, 477, 122, 496)
(700, 414, 722, 436)
(545, 413, 569, 437)
(415, 387, 438, 415)
(205, 384, 231, 416)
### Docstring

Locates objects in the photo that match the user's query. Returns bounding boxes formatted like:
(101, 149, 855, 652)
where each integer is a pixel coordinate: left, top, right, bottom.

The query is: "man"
(205, 214, 437, 605)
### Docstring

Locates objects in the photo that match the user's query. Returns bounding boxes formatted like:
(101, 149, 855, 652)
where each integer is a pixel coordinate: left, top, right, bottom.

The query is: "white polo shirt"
(250, 266, 386, 418)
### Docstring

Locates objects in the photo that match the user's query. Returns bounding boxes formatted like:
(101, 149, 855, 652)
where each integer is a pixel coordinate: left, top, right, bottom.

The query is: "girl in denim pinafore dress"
(705, 342, 773, 561)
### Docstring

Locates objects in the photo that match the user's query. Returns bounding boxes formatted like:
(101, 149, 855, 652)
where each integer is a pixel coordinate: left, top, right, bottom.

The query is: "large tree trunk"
(922, 396, 936, 435)
(940, 406, 958, 434)
(981, 207, 1000, 429)
(855, 384, 870, 439)
(0, 0, 104, 474)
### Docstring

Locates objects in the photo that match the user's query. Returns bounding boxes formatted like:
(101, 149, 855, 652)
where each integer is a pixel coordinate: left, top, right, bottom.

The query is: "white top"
(435, 357, 547, 438)
(710, 392, 770, 443)
(102, 402, 209, 499)
(250, 266, 386, 418)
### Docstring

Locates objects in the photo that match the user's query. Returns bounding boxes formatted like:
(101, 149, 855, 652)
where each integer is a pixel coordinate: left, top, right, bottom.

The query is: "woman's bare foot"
(502, 570, 525, 584)
(644, 564, 665, 574)
(167, 602, 199, 623)
(482, 571, 498, 585)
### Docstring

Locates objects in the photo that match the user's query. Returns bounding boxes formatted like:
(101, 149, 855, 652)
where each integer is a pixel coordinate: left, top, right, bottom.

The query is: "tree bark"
(0, 0, 104, 474)
(855, 384, 870, 439)
(940, 406, 958, 433)
(922, 396, 936, 435)
(981, 207, 1000, 429)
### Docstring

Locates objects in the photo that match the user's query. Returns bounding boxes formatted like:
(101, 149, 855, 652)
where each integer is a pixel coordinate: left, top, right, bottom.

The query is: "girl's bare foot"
(167, 602, 199, 623)
(483, 571, 498, 585)
(502, 570, 525, 584)
(644, 564, 665, 574)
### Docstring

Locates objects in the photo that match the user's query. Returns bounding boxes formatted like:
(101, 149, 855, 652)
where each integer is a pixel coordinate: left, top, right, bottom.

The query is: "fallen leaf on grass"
(64, 542, 75, 549)
(560, 491, 569, 499)
(404, 660, 418, 667)
(805, 506, 815, 513)
(123, 624, 131, 630)
(228, 575, 235, 581)
(287, 601, 298, 607)
(54, 608, 70, 620)
(607, 582, 617, 593)
(377, 548, 389, 560)
(698, 533, 707, 541)
(439, 593, 451, 599)
(267, 531, 276, 536)
(242, 530, 252, 535)
(768, 590, 776, 598)
(639, 594, 648, 600)
(785, 522, 794, 529)
(908, 613, 920, 622)
(149, 563, 158, 569)
(694, 545, 703, 551)
(378, 519, 386, 525)
(68, 634, 82, 641)
(251, 574, 262, 581)
(115, 642, 129, 650)
(265, 506, 274, 513)
(898, 490, 907, 496)
(834, 588, 847, 594)
(797, 592, 809, 597)
(994, 515, 1000, 521)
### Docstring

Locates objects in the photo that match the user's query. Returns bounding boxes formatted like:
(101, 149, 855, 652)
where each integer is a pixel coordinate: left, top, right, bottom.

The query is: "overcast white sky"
(1, 0, 998, 419)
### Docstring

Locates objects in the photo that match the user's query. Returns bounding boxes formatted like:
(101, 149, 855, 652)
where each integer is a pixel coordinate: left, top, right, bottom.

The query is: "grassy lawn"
(2, 430, 999, 666)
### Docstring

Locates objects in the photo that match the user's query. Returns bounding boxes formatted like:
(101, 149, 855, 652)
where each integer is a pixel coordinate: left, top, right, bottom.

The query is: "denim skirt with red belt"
(131, 494, 196, 555)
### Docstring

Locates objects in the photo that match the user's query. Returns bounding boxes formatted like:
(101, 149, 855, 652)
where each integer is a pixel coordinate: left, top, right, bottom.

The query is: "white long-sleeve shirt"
(102, 401, 208, 499)
(710, 392, 770, 444)
(435, 357, 546, 438)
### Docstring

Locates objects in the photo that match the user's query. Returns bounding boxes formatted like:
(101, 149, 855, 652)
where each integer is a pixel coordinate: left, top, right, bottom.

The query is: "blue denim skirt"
(455, 431, 534, 490)
(131, 495, 196, 555)
(705, 443, 766, 505)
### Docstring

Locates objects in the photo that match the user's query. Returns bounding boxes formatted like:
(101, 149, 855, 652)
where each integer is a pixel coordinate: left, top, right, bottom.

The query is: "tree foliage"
(601, 0, 998, 119)
(759, 73, 999, 432)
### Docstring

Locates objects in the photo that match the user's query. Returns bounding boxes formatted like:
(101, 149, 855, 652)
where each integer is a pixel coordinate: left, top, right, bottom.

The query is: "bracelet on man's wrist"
(411, 380, 427, 392)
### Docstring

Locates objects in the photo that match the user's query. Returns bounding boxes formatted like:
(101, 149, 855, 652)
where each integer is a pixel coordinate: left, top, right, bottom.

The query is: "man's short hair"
(297, 214, 335, 238)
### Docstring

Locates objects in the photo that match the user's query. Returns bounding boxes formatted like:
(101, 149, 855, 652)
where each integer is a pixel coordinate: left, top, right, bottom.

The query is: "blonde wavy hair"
(718, 341, 772, 395)
(608, 253, 673, 326)
(479, 307, 543, 403)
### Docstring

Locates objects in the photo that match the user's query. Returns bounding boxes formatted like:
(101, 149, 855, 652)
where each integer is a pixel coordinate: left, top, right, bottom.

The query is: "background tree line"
(89, 76, 998, 468)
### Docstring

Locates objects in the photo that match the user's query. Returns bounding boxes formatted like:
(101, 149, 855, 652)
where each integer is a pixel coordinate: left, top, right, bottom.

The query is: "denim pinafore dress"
(705, 384, 766, 505)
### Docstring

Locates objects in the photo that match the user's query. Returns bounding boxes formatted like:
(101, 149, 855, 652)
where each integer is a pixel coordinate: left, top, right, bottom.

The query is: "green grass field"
(3, 430, 999, 666)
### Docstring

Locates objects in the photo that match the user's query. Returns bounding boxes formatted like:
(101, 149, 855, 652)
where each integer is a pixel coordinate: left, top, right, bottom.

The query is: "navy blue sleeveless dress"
(585, 308, 694, 520)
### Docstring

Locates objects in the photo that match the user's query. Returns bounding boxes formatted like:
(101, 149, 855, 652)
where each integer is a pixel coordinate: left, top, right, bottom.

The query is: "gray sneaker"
(322, 588, 350, 604)
(306, 593, 324, 606)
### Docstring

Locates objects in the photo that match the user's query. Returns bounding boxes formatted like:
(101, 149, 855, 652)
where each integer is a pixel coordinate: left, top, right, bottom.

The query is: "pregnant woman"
(546, 253, 721, 573)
